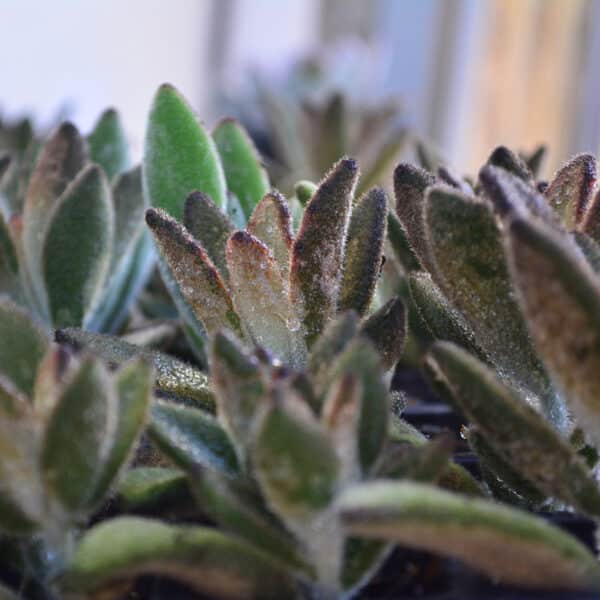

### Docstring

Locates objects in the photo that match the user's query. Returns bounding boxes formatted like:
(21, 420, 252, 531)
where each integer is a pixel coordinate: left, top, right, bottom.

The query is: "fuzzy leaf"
(426, 342, 600, 517)
(62, 517, 299, 598)
(359, 297, 406, 371)
(339, 481, 600, 590)
(211, 331, 266, 463)
(88, 108, 130, 180)
(23, 122, 87, 314)
(506, 215, 600, 449)
(408, 271, 485, 360)
(545, 153, 596, 227)
(327, 340, 389, 473)
(184, 191, 233, 278)
(308, 311, 359, 397)
(227, 230, 306, 368)
(42, 358, 116, 511)
(486, 146, 532, 182)
(0, 210, 18, 293)
(294, 180, 317, 207)
(386, 211, 421, 272)
(143, 84, 227, 221)
(523, 144, 547, 178)
(55, 327, 213, 409)
(339, 188, 387, 315)
(43, 164, 113, 327)
(253, 395, 340, 518)
(573, 231, 600, 273)
(247, 191, 294, 281)
(87, 359, 152, 508)
(149, 401, 239, 476)
(425, 185, 562, 425)
(146, 208, 242, 337)
(580, 188, 600, 243)
(290, 157, 359, 346)
(393, 162, 436, 272)
(213, 118, 270, 219)
(0, 492, 38, 535)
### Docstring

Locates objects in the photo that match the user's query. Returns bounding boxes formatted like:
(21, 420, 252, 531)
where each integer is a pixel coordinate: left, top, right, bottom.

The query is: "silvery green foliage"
(63, 327, 600, 599)
(143, 84, 403, 370)
(0, 109, 153, 333)
(0, 297, 152, 595)
(392, 145, 600, 514)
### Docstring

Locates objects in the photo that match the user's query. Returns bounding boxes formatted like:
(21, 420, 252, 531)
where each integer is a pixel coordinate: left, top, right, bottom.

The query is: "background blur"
(1, 0, 599, 176)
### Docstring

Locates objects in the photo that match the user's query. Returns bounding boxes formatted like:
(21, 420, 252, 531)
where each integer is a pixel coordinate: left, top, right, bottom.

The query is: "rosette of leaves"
(61, 325, 600, 598)
(142, 85, 402, 370)
(0, 108, 153, 333)
(390, 146, 600, 514)
(0, 297, 153, 597)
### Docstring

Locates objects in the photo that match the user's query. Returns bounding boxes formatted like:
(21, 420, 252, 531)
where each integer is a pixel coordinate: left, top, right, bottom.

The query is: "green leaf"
(386, 211, 421, 272)
(545, 153, 596, 227)
(247, 191, 294, 281)
(326, 340, 389, 473)
(0, 297, 49, 396)
(62, 517, 300, 598)
(408, 271, 486, 361)
(486, 145, 533, 182)
(359, 297, 406, 371)
(226, 230, 306, 368)
(341, 537, 391, 593)
(87, 108, 130, 180)
(41, 357, 116, 511)
(506, 215, 600, 449)
(425, 185, 562, 426)
(143, 84, 227, 221)
(0, 209, 19, 294)
(211, 331, 266, 464)
(294, 180, 317, 207)
(339, 187, 388, 316)
(87, 359, 152, 508)
(146, 208, 242, 338)
(314, 93, 346, 175)
(43, 164, 113, 328)
(0, 490, 39, 535)
(212, 118, 270, 219)
(55, 327, 213, 409)
(426, 342, 600, 517)
(23, 122, 87, 317)
(573, 231, 600, 273)
(580, 188, 600, 243)
(149, 401, 239, 476)
(290, 157, 359, 346)
(184, 190, 233, 279)
(393, 162, 436, 272)
(253, 393, 340, 518)
(523, 144, 547, 178)
(339, 481, 600, 590)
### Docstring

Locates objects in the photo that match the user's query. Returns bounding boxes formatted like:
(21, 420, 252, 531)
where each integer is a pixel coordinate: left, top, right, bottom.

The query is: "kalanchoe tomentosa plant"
(60, 324, 600, 599)
(0, 297, 152, 597)
(391, 145, 600, 515)
(0, 109, 153, 333)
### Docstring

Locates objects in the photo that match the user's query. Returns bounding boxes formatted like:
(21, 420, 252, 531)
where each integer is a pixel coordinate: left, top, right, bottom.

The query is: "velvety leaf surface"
(43, 164, 113, 327)
(339, 187, 388, 315)
(63, 517, 300, 598)
(506, 215, 600, 449)
(386, 211, 421, 272)
(227, 230, 306, 368)
(55, 328, 213, 409)
(544, 153, 596, 227)
(41, 358, 116, 511)
(212, 118, 270, 219)
(393, 162, 436, 272)
(426, 342, 600, 517)
(146, 208, 242, 338)
(339, 481, 600, 590)
(573, 231, 600, 273)
(247, 191, 294, 281)
(425, 185, 562, 425)
(184, 191, 233, 279)
(88, 108, 130, 180)
(290, 157, 358, 346)
(143, 84, 227, 221)
(486, 146, 533, 182)
(149, 401, 239, 476)
(0, 210, 18, 293)
(0, 298, 48, 397)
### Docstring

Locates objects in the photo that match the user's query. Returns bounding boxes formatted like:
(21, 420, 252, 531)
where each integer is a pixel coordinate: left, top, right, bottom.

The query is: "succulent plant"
(0, 297, 152, 596)
(0, 109, 153, 333)
(60, 325, 600, 598)
(389, 145, 600, 514)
